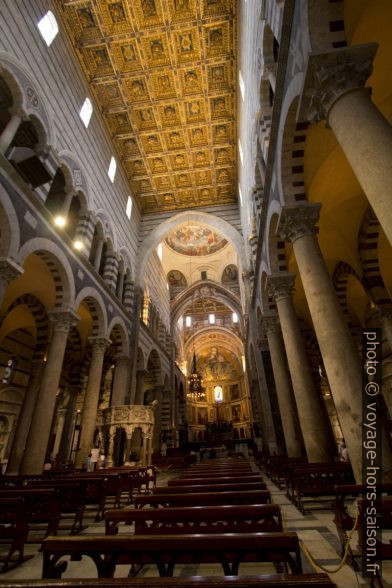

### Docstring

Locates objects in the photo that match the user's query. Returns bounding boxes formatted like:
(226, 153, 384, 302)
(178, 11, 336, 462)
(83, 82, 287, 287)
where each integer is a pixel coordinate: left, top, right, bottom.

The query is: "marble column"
(111, 354, 130, 406)
(106, 428, 116, 468)
(6, 359, 45, 474)
(61, 191, 76, 217)
(147, 436, 153, 466)
(76, 337, 110, 468)
(262, 314, 303, 457)
(57, 386, 80, 464)
(0, 112, 22, 154)
(20, 310, 79, 474)
(298, 43, 392, 246)
(141, 433, 147, 466)
(51, 408, 67, 459)
(135, 369, 147, 405)
(267, 273, 332, 463)
(152, 385, 164, 453)
(0, 258, 23, 310)
(93, 239, 104, 272)
(279, 203, 392, 481)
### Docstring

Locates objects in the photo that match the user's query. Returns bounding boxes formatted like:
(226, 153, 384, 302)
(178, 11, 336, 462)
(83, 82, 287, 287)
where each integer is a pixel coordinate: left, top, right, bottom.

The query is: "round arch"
(146, 348, 163, 387)
(171, 280, 243, 328)
(275, 72, 305, 206)
(0, 183, 20, 258)
(17, 238, 75, 308)
(0, 51, 54, 148)
(74, 287, 108, 337)
(184, 325, 244, 359)
(136, 211, 248, 286)
(57, 150, 92, 211)
(107, 316, 130, 355)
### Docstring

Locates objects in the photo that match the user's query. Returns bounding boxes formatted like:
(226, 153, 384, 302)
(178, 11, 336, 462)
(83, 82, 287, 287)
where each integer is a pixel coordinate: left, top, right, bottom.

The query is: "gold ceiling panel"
(56, 0, 237, 213)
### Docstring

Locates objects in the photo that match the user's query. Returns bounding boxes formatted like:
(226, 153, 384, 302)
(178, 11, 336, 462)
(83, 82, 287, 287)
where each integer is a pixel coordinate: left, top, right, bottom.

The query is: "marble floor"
(0, 467, 391, 587)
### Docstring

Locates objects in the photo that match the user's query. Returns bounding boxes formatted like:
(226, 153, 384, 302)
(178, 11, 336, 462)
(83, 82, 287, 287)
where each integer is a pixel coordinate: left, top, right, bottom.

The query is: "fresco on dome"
(165, 224, 227, 256)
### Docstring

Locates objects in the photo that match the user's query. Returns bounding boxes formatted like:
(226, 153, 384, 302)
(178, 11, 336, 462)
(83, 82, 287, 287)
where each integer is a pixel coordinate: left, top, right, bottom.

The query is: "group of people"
(86, 447, 106, 471)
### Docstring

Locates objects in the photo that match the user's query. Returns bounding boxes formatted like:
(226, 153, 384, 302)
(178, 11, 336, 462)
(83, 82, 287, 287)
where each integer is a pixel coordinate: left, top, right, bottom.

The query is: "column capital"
(88, 336, 111, 354)
(115, 354, 130, 366)
(298, 43, 377, 125)
(262, 314, 280, 336)
(278, 203, 321, 243)
(267, 273, 296, 303)
(48, 309, 79, 333)
(0, 257, 24, 285)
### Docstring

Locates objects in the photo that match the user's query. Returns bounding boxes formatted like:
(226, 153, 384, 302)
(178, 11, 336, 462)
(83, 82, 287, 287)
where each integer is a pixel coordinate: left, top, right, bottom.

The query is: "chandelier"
(186, 216, 205, 402)
(188, 351, 205, 401)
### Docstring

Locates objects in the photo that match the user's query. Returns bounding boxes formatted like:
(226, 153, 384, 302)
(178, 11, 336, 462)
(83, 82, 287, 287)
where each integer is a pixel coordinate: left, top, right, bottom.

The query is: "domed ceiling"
(56, 0, 237, 214)
(165, 224, 227, 255)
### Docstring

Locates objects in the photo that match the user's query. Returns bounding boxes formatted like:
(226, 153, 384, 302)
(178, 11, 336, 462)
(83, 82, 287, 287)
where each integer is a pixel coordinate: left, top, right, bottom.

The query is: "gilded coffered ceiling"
(56, 0, 237, 214)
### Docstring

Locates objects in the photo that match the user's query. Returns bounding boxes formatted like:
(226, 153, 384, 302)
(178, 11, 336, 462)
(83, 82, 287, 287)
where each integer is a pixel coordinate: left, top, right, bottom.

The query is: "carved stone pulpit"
(96, 405, 155, 466)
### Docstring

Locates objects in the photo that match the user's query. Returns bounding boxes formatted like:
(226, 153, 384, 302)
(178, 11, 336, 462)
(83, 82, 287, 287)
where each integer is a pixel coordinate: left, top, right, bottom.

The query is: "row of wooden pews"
(264, 454, 392, 578)
(26, 457, 337, 587)
(0, 466, 155, 572)
(264, 456, 355, 514)
(331, 483, 392, 570)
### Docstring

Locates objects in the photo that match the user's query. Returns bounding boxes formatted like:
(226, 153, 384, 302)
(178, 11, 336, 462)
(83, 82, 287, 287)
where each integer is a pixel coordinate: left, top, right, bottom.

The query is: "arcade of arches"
(0, 0, 391, 486)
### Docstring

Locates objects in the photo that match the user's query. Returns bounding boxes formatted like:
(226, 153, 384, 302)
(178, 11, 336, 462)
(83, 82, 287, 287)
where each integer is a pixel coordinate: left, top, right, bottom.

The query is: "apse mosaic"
(56, 0, 237, 213)
(165, 224, 228, 256)
(197, 346, 241, 382)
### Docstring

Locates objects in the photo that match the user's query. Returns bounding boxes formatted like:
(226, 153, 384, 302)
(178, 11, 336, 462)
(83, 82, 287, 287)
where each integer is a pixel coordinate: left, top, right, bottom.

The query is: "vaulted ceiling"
(56, 0, 237, 214)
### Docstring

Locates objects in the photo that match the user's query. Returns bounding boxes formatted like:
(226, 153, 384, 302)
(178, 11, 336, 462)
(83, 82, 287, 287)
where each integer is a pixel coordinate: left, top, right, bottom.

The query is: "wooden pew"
(105, 504, 283, 535)
(357, 496, 392, 563)
(22, 481, 85, 534)
(269, 457, 307, 489)
(0, 489, 60, 541)
(42, 532, 302, 577)
(332, 483, 392, 566)
(0, 498, 29, 572)
(25, 476, 107, 522)
(285, 463, 355, 513)
(170, 475, 263, 485)
(135, 489, 271, 508)
(178, 471, 255, 478)
(0, 573, 337, 587)
(154, 482, 266, 494)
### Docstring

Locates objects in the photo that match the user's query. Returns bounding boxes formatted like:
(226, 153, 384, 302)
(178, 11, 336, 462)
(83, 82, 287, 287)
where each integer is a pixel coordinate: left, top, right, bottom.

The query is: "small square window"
(201, 270, 207, 280)
(108, 157, 116, 182)
(37, 11, 59, 46)
(185, 316, 192, 327)
(80, 98, 93, 128)
(126, 196, 133, 219)
(232, 312, 238, 323)
(209, 314, 215, 325)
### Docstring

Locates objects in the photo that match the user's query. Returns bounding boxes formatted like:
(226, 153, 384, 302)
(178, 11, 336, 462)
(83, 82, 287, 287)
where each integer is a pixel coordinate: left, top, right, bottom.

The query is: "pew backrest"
(105, 504, 283, 535)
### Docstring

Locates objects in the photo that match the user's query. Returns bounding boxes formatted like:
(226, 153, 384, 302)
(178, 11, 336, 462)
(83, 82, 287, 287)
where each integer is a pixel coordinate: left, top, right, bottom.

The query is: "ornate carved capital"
(278, 203, 321, 243)
(48, 309, 79, 333)
(89, 336, 111, 354)
(0, 258, 23, 286)
(298, 43, 377, 124)
(267, 273, 296, 303)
